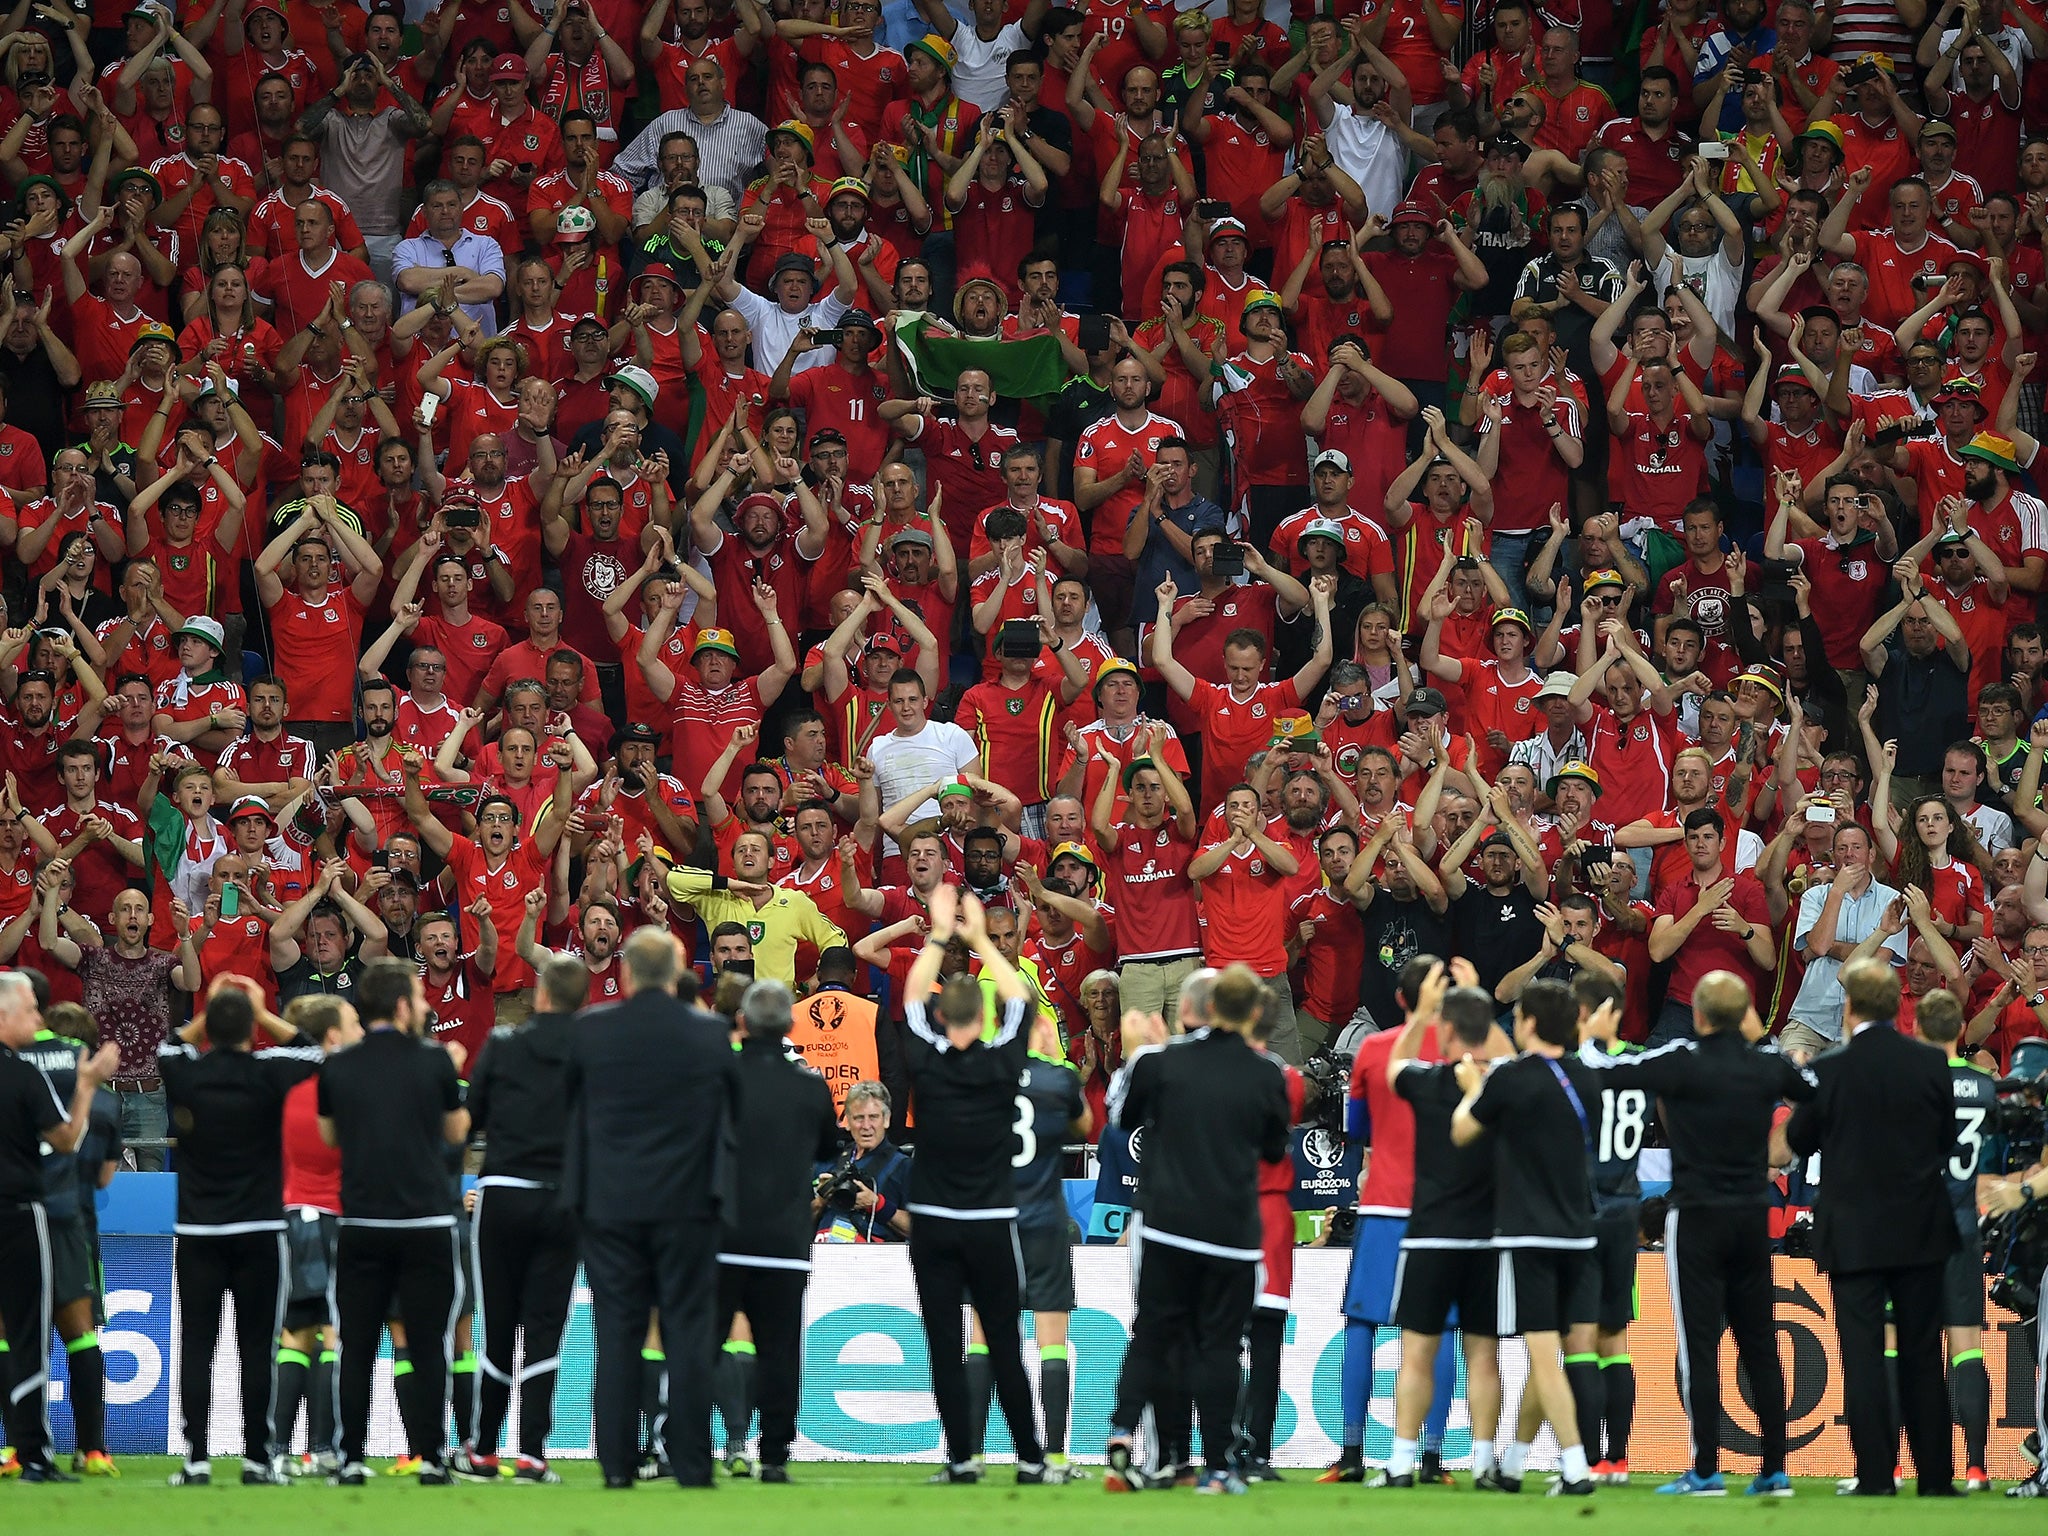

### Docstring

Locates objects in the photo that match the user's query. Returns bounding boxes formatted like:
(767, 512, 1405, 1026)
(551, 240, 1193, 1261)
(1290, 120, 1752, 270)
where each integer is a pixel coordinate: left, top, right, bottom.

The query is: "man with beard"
(689, 451, 827, 674)
(541, 474, 647, 712)
(1350, 207, 1486, 424)
(401, 757, 574, 1024)
(1015, 852, 1115, 1031)
(1439, 823, 1548, 1003)
(584, 721, 699, 862)
(409, 903, 499, 1068)
(700, 727, 800, 877)
(517, 888, 624, 1004)
(0, 667, 90, 814)
(211, 673, 315, 813)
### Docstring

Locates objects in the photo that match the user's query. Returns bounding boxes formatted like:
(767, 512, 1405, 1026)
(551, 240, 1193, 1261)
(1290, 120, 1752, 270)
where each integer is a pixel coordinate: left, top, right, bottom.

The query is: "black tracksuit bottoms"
(470, 1183, 579, 1461)
(910, 1214, 1044, 1467)
(1663, 1203, 1787, 1477)
(176, 1228, 289, 1464)
(334, 1222, 459, 1468)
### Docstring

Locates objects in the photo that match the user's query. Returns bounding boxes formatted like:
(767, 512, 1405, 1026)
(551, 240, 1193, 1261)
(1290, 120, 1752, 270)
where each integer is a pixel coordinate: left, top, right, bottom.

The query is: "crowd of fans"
(0, 0, 2043, 1164)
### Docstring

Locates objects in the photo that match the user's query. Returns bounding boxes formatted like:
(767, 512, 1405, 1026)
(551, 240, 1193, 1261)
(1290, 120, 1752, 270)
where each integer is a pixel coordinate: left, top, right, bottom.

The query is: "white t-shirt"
(868, 719, 981, 852)
(1319, 102, 1405, 226)
(946, 19, 1029, 111)
(1659, 246, 1743, 340)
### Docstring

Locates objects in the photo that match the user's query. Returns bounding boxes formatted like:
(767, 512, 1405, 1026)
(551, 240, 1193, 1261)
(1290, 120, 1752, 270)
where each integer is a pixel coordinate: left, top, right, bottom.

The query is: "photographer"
(812, 1080, 910, 1243)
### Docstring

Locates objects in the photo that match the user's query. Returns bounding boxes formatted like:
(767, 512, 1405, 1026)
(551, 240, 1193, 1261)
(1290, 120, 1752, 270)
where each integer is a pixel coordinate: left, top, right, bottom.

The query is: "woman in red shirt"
(179, 208, 271, 324)
(176, 264, 286, 426)
(420, 333, 523, 467)
(1880, 793, 1990, 942)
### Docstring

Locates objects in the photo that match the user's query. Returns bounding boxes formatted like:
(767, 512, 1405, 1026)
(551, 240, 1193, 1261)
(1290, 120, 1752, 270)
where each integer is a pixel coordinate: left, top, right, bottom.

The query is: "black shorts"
(1018, 1221, 1075, 1314)
(1567, 1208, 1640, 1334)
(284, 1207, 339, 1332)
(1944, 1206, 1985, 1329)
(48, 1212, 95, 1310)
(1498, 1245, 1588, 1337)
(1391, 1244, 1498, 1338)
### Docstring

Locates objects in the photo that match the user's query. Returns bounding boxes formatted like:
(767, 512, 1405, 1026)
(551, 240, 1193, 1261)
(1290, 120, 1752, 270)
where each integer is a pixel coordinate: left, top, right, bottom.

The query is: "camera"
(1984, 1199, 2048, 1322)
(1994, 1080, 2048, 1173)
(1326, 1207, 1359, 1246)
(996, 618, 1040, 658)
(1298, 1048, 1350, 1135)
(818, 1152, 875, 1213)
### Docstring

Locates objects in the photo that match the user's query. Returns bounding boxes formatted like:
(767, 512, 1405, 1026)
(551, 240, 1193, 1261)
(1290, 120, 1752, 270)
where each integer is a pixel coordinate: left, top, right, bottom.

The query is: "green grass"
(12, 1458, 2048, 1533)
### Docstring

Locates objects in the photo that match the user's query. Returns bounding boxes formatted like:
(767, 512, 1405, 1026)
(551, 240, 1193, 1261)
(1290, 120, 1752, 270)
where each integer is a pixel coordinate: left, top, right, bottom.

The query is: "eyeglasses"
(411, 660, 446, 672)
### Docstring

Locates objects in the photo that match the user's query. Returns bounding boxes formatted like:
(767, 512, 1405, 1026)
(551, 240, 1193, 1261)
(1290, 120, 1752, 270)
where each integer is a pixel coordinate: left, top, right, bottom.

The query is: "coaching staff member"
(902, 886, 1049, 1486)
(1596, 969, 1814, 1497)
(566, 926, 740, 1490)
(319, 957, 470, 1486)
(1104, 963, 1292, 1497)
(159, 978, 325, 1487)
(1777, 956, 1959, 1497)
(719, 978, 841, 1484)
(461, 954, 590, 1484)
(0, 971, 114, 1484)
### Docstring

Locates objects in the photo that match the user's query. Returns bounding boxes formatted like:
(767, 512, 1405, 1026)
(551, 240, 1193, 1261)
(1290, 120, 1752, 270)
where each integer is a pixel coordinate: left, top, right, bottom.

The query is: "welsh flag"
(891, 314, 1069, 407)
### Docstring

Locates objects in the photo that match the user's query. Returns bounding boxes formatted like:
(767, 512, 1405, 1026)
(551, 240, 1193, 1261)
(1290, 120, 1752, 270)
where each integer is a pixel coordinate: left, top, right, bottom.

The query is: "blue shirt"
(391, 229, 507, 334)
(1692, 26, 1777, 133)
(1789, 875, 1906, 1041)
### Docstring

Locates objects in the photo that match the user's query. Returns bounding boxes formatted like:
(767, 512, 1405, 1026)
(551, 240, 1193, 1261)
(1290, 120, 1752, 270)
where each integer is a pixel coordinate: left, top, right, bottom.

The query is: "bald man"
(1589, 971, 1816, 1496)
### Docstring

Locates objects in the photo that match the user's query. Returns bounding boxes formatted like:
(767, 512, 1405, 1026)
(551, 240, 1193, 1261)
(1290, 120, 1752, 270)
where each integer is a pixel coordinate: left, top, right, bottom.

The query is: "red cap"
(1389, 201, 1433, 227)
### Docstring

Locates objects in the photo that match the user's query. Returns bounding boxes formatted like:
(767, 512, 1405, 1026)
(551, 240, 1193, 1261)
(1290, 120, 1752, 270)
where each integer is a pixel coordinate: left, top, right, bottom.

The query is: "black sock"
(274, 1348, 311, 1458)
(1040, 1349, 1071, 1460)
(713, 1344, 756, 1458)
(390, 1348, 428, 1454)
(964, 1346, 994, 1458)
(1951, 1352, 1991, 1470)
(1884, 1348, 1902, 1462)
(65, 1337, 106, 1455)
(640, 1350, 666, 1460)
(1598, 1356, 1636, 1463)
(450, 1351, 477, 1451)
(1563, 1355, 1602, 1466)
(309, 1350, 337, 1458)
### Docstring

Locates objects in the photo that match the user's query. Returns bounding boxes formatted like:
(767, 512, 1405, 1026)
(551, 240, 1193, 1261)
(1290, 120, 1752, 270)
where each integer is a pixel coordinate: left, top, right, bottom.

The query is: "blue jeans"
(119, 1085, 168, 1171)
(1489, 530, 1535, 616)
(1647, 998, 1696, 1050)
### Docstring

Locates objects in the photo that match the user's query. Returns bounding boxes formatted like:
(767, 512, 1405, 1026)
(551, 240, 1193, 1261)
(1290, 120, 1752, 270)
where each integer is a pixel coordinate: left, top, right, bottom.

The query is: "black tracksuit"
(159, 1035, 325, 1468)
(1597, 1032, 1815, 1477)
(902, 994, 1044, 1470)
(466, 1009, 579, 1464)
(717, 1034, 841, 1468)
(1108, 1028, 1291, 1476)
(319, 1029, 466, 1472)
(0, 1044, 68, 1473)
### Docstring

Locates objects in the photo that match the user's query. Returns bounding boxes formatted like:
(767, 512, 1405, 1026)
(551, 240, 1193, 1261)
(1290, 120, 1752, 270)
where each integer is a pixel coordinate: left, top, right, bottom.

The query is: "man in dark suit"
(566, 926, 741, 1489)
(1778, 956, 1958, 1497)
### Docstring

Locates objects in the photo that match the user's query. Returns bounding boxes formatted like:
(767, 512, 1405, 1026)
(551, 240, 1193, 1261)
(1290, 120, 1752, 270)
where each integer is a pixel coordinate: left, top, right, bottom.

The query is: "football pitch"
(13, 1458, 2048, 1533)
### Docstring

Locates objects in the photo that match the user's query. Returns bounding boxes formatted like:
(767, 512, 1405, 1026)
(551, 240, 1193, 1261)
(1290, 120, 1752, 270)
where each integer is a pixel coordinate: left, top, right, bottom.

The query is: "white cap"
(1312, 448, 1351, 473)
(1534, 670, 1578, 700)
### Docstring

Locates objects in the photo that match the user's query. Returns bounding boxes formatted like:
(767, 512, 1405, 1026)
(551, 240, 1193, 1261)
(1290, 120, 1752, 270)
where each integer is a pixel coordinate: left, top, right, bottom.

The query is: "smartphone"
(221, 883, 240, 917)
(1807, 802, 1837, 824)
(418, 392, 440, 426)
(444, 504, 481, 528)
(1843, 61, 1878, 87)
(1697, 140, 1730, 161)
(1076, 312, 1112, 352)
(1195, 198, 1231, 221)
(1211, 544, 1246, 578)
(810, 327, 846, 347)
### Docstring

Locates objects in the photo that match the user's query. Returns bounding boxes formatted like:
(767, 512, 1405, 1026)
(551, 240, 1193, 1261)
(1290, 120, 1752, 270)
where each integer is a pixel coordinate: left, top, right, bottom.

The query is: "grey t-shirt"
(316, 109, 411, 236)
